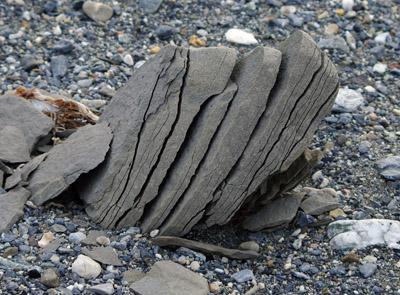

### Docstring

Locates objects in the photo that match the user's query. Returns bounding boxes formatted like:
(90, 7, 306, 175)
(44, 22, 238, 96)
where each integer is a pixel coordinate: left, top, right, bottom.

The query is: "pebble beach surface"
(1, 0, 400, 294)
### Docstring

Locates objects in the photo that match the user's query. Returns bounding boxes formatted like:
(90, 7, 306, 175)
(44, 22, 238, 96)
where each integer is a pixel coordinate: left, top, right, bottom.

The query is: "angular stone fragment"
(376, 156, 400, 181)
(5, 153, 47, 190)
(0, 126, 30, 163)
(0, 187, 30, 233)
(27, 123, 112, 205)
(152, 236, 259, 259)
(242, 193, 304, 231)
(300, 187, 340, 215)
(0, 94, 53, 152)
(140, 0, 163, 13)
(72, 254, 102, 279)
(82, 246, 122, 266)
(130, 261, 209, 295)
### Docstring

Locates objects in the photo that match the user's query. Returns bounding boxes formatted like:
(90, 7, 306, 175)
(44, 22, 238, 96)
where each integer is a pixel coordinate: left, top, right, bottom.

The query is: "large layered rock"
(80, 31, 339, 236)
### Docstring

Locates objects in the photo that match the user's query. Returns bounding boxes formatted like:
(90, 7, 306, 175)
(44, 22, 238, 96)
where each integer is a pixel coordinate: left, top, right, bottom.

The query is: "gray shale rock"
(140, 0, 164, 13)
(242, 193, 304, 231)
(79, 31, 338, 236)
(300, 187, 341, 215)
(82, 246, 122, 266)
(151, 236, 259, 260)
(0, 94, 53, 152)
(27, 123, 112, 206)
(130, 260, 209, 295)
(0, 187, 30, 233)
(0, 126, 31, 163)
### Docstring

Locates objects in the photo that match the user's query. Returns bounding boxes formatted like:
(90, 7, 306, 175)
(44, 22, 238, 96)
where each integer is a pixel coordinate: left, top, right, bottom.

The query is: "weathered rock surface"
(0, 126, 31, 163)
(72, 254, 102, 279)
(242, 193, 304, 231)
(27, 123, 112, 205)
(80, 30, 338, 236)
(152, 236, 259, 259)
(0, 94, 53, 152)
(376, 156, 400, 181)
(327, 219, 400, 249)
(82, 1, 113, 22)
(130, 260, 209, 295)
(0, 187, 30, 233)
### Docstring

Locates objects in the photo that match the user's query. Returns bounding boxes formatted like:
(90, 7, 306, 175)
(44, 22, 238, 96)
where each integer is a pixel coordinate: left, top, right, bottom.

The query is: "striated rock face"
(79, 30, 339, 236)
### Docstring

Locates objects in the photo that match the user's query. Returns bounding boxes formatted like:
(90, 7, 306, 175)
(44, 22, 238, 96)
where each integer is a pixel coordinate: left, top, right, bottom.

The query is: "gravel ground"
(1, 0, 400, 294)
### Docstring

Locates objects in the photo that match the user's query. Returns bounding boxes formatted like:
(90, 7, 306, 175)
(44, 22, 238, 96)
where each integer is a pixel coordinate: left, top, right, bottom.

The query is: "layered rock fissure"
(204, 34, 324, 227)
(158, 47, 282, 236)
(213, 54, 339, 225)
(112, 48, 189, 229)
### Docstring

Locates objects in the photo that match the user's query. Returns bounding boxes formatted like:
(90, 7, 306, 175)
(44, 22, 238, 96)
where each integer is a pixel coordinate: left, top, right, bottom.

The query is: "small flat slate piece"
(82, 246, 122, 266)
(300, 187, 340, 215)
(140, 0, 163, 13)
(27, 123, 112, 205)
(0, 94, 53, 152)
(152, 236, 259, 260)
(0, 126, 31, 164)
(242, 193, 304, 231)
(130, 260, 209, 295)
(0, 187, 30, 233)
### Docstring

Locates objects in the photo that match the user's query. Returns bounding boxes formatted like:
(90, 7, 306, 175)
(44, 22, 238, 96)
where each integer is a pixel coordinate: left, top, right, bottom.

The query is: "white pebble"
(53, 25, 62, 35)
(225, 28, 258, 45)
(342, 0, 354, 11)
(373, 63, 387, 74)
(150, 229, 159, 238)
(72, 255, 102, 279)
(123, 54, 134, 66)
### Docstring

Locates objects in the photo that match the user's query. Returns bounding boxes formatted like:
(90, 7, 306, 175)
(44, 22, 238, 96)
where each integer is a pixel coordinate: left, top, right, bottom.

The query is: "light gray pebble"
(231, 269, 255, 283)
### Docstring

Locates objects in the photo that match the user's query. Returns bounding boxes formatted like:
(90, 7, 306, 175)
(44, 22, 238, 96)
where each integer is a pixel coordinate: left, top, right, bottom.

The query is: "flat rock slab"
(0, 187, 30, 233)
(0, 126, 31, 164)
(140, 0, 163, 13)
(82, 246, 122, 266)
(130, 260, 209, 295)
(242, 193, 304, 231)
(0, 94, 53, 152)
(327, 219, 400, 249)
(79, 30, 338, 236)
(27, 123, 112, 206)
(152, 236, 259, 260)
(300, 187, 340, 215)
(376, 156, 400, 181)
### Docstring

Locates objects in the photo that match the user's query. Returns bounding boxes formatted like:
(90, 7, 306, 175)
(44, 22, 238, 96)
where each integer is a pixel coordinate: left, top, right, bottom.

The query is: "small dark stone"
(20, 55, 40, 71)
(44, 2, 57, 13)
(53, 40, 74, 54)
(28, 269, 41, 279)
(155, 25, 174, 40)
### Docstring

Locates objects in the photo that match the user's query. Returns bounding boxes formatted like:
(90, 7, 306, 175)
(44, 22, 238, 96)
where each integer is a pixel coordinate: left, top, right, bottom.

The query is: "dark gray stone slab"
(27, 123, 112, 205)
(130, 261, 209, 295)
(0, 94, 53, 152)
(0, 187, 30, 233)
(300, 187, 340, 215)
(82, 246, 122, 266)
(0, 126, 31, 164)
(140, 0, 163, 13)
(152, 236, 259, 260)
(242, 193, 304, 231)
(376, 156, 400, 180)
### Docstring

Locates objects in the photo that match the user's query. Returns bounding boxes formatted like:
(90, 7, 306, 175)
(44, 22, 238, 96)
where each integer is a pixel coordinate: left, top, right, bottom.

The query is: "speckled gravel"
(1, 0, 400, 294)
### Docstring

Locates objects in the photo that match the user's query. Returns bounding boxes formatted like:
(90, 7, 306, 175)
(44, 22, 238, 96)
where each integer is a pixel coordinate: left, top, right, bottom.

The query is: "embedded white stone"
(225, 29, 258, 45)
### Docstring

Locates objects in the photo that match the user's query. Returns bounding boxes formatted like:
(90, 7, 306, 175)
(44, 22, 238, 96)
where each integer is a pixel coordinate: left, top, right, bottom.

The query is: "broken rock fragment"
(0, 94, 53, 152)
(26, 123, 112, 206)
(0, 126, 31, 164)
(300, 187, 341, 215)
(0, 187, 30, 233)
(130, 260, 209, 295)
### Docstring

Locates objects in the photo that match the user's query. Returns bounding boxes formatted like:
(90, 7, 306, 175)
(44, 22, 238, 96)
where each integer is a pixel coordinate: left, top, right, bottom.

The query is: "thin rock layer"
(79, 31, 339, 236)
